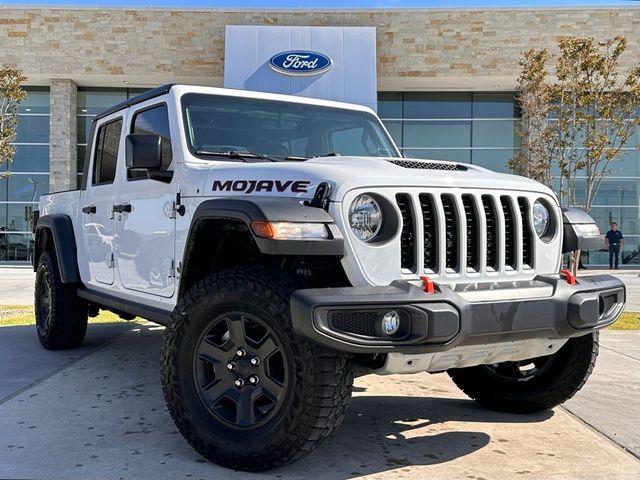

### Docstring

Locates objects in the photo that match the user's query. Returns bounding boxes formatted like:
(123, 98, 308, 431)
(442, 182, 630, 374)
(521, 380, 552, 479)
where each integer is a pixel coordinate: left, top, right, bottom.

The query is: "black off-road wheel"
(34, 250, 88, 349)
(161, 268, 354, 472)
(448, 332, 599, 413)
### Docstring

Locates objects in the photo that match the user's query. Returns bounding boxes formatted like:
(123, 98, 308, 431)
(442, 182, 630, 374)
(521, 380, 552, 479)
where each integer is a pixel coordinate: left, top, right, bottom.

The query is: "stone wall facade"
(49, 79, 77, 193)
(0, 7, 638, 89)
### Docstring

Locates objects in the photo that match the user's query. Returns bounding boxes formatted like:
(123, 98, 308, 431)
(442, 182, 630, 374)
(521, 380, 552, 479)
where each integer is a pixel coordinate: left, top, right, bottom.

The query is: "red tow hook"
(559, 269, 577, 285)
(420, 276, 436, 294)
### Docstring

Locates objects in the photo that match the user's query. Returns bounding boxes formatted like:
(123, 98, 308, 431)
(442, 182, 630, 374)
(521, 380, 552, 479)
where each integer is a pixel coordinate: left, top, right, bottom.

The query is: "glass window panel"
(16, 115, 49, 143)
(0, 232, 34, 261)
(403, 121, 471, 148)
(472, 120, 519, 148)
(3, 203, 35, 232)
(404, 92, 472, 119)
(7, 173, 50, 203)
(381, 120, 402, 146)
(77, 89, 127, 115)
(77, 145, 87, 175)
(472, 149, 518, 173)
(567, 179, 640, 207)
(377, 92, 403, 118)
(77, 115, 94, 145)
(588, 206, 638, 236)
(8, 145, 49, 172)
(402, 148, 471, 163)
(0, 175, 7, 201)
(93, 119, 123, 185)
(472, 93, 519, 118)
(18, 88, 50, 114)
(583, 235, 640, 266)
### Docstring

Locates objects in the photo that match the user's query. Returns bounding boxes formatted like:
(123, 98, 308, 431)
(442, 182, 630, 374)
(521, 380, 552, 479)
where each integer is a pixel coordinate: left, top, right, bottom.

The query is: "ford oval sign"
(269, 51, 333, 77)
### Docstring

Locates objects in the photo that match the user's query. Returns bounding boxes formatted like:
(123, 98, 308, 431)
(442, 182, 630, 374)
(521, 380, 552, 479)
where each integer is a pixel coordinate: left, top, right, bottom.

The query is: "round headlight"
(532, 200, 550, 237)
(349, 194, 383, 242)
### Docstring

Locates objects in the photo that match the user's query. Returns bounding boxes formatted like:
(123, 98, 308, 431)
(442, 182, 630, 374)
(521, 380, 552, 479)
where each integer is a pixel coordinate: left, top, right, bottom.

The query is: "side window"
(92, 118, 123, 185)
(131, 104, 172, 177)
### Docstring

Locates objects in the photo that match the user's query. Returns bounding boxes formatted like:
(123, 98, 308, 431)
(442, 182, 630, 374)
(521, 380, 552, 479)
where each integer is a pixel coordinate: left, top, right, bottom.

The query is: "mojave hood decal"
(212, 179, 311, 194)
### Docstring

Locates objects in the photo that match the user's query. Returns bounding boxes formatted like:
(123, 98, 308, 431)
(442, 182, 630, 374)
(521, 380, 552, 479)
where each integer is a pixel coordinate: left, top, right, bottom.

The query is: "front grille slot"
(331, 311, 378, 337)
(462, 195, 479, 271)
(441, 194, 459, 271)
(419, 194, 438, 271)
(501, 196, 517, 269)
(396, 194, 415, 270)
(600, 294, 617, 316)
(518, 197, 533, 268)
(482, 195, 499, 270)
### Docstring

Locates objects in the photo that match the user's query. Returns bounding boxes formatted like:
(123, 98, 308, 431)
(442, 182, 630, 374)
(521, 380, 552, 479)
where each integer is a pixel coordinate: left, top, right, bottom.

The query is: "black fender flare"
(187, 197, 344, 257)
(34, 214, 80, 284)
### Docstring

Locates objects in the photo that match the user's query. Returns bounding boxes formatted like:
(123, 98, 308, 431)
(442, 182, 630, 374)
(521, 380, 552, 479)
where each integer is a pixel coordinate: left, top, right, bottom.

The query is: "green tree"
(0, 65, 28, 175)
(512, 37, 640, 273)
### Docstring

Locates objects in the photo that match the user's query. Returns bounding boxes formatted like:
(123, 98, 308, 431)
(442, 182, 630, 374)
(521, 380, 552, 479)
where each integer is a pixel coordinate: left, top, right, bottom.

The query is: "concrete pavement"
(0, 325, 638, 480)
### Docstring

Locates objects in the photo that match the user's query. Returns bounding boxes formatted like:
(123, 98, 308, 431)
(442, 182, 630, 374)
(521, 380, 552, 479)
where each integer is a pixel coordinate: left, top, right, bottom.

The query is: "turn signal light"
(251, 221, 329, 240)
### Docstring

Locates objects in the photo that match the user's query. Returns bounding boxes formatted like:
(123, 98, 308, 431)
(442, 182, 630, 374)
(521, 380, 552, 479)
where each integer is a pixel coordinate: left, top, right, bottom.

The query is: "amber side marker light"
(251, 221, 329, 240)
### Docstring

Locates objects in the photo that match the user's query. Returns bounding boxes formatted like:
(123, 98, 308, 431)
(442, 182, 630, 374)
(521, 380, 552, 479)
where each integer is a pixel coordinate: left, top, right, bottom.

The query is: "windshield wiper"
(317, 152, 341, 157)
(195, 150, 279, 162)
(284, 156, 309, 161)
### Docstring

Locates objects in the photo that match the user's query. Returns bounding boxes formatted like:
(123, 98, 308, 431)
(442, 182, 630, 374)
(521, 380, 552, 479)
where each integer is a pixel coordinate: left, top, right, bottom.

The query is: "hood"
(183, 156, 556, 202)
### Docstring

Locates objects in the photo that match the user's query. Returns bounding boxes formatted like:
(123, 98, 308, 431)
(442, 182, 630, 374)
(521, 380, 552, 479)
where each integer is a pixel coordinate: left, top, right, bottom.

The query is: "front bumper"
(289, 274, 625, 354)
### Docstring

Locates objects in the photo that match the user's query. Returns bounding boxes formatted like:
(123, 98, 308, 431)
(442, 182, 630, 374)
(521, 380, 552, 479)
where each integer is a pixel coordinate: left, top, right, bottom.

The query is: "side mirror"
(561, 207, 602, 253)
(125, 134, 162, 170)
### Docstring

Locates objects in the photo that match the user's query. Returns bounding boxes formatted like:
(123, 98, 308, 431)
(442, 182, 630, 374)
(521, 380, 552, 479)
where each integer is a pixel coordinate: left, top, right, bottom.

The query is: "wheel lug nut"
(227, 362, 235, 371)
(249, 375, 259, 385)
(234, 379, 244, 388)
(250, 356, 260, 366)
(236, 348, 246, 357)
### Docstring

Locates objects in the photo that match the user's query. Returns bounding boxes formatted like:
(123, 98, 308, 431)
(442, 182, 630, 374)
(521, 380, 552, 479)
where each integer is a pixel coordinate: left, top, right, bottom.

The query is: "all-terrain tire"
(34, 250, 88, 349)
(161, 268, 354, 472)
(448, 332, 599, 413)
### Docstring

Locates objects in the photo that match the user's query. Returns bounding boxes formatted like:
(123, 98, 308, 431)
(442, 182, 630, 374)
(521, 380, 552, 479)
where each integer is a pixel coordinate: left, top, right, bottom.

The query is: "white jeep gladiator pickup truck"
(32, 84, 625, 471)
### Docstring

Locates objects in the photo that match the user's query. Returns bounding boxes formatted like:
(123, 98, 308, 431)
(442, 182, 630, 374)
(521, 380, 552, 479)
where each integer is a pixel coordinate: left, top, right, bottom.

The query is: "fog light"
(381, 311, 400, 336)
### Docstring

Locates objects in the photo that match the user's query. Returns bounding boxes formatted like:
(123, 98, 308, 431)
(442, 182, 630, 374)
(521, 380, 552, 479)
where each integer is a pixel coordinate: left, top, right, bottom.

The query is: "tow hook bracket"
(560, 269, 577, 285)
(420, 276, 436, 294)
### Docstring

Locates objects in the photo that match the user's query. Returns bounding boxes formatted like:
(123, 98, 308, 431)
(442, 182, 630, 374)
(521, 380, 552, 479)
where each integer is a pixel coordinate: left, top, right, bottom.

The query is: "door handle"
(82, 205, 96, 214)
(112, 203, 132, 214)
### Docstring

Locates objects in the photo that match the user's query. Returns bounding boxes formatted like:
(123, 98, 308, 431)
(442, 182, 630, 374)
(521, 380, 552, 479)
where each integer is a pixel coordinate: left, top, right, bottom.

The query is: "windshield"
(181, 93, 400, 161)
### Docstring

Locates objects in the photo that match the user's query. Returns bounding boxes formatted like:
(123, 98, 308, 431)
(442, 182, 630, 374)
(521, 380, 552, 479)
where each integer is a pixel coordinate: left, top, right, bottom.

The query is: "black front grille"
(395, 192, 537, 275)
(419, 194, 438, 270)
(482, 195, 499, 270)
(388, 160, 467, 171)
(441, 194, 459, 270)
(396, 194, 415, 270)
(518, 197, 533, 268)
(501, 196, 517, 269)
(330, 311, 378, 337)
(462, 195, 479, 271)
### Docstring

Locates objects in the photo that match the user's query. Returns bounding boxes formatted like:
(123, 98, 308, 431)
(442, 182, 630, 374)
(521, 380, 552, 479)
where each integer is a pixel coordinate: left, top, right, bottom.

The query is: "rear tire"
(448, 333, 598, 413)
(34, 250, 88, 349)
(161, 268, 354, 472)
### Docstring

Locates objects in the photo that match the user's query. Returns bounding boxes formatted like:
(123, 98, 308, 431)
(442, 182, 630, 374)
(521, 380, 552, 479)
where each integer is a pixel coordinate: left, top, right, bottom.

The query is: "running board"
(77, 288, 172, 326)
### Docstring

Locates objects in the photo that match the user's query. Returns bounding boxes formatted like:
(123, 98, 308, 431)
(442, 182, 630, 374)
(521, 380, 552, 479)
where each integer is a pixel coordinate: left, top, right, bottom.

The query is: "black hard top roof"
(92, 83, 174, 122)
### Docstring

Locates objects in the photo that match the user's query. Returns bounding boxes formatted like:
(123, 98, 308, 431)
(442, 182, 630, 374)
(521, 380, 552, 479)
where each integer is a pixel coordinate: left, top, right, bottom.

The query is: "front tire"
(34, 250, 88, 349)
(161, 269, 354, 472)
(448, 333, 598, 413)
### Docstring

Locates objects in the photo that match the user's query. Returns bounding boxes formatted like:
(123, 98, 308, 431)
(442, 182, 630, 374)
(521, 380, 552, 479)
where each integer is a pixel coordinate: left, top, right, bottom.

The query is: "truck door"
(114, 102, 176, 298)
(80, 116, 123, 286)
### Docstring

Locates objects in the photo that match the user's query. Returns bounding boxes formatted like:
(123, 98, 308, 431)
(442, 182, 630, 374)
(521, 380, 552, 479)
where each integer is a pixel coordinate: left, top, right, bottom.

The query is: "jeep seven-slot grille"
(396, 194, 415, 270)
(395, 193, 535, 274)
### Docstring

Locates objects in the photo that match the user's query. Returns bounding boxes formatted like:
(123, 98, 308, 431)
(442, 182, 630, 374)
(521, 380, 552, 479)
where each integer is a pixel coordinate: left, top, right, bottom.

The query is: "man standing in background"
(605, 222, 624, 269)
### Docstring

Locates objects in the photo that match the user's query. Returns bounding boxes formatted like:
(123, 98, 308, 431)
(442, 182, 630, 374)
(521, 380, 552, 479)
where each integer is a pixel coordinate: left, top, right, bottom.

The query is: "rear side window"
(92, 118, 123, 185)
(131, 104, 172, 172)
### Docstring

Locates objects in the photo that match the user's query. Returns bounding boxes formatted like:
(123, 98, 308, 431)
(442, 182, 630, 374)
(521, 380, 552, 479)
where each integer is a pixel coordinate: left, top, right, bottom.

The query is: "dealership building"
(1, 5, 639, 265)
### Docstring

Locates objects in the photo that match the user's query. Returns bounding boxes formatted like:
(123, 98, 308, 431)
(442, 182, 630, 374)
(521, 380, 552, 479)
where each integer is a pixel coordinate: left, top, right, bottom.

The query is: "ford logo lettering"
(269, 50, 333, 77)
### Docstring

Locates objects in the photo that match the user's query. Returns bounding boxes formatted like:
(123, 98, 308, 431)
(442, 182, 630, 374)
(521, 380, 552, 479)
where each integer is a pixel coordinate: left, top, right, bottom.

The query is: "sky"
(0, 0, 637, 8)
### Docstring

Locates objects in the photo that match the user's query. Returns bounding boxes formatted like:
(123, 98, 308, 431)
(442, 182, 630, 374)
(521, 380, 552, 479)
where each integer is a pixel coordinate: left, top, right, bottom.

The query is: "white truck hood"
(184, 156, 555, 201)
